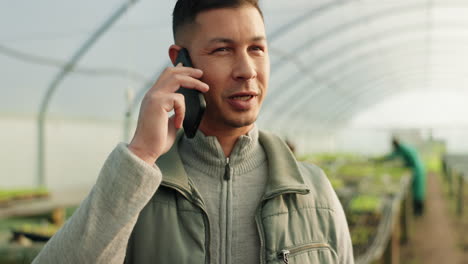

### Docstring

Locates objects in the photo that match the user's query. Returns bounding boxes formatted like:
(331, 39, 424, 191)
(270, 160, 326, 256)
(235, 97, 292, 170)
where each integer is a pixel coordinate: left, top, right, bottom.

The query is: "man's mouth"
(230, 95, 255, 101)
(227, 92, 258, 110)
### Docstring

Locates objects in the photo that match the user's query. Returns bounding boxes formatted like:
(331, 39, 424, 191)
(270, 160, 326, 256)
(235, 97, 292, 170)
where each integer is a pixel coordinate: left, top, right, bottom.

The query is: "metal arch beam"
(324, 67, 464, 120)
(289, 55, 465, 129)
(264, 20, 468, 120)
(272, 54, 467, 132)
(323, 71, 427, 125)
(324, 69, 468, 125)
(269, 0, 430, 72)
(266, 0, 349, 42)
(267, 1, 431, 99)
(304, 48, 467, 123)
(295, 49, 427, 117)
(262, 23, 432, 121)
(266, 0, 468, 113)
(298, 67, 465, 130)
(261, 40, 428, 126)
(37, 0, 139, 187)
(285, 68, 465, 132)
(274, 68, 423, 131)
(262, 32, 468, 127)
(265, 18, 468, 119)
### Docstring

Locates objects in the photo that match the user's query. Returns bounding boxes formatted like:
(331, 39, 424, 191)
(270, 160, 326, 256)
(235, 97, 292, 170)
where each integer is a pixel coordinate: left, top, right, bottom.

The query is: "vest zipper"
(278, 250, 290, 264)
(277, 243, 331, 263)
(224, 157, 231, 180)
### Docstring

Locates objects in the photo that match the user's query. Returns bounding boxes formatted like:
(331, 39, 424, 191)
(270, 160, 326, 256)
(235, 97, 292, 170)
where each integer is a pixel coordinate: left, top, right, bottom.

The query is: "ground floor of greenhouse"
(400, 172, 468, 264)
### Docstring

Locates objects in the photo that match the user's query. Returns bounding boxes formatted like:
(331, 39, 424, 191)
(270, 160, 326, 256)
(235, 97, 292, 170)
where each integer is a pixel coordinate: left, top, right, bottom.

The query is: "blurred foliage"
(349, 195, 382, 213)
(300, 152, 411, 257)
(0, 206, 77, 263)
(421, 140, 446, 174)
(0, 188, 49, 205)
(298, 143, 455, 258)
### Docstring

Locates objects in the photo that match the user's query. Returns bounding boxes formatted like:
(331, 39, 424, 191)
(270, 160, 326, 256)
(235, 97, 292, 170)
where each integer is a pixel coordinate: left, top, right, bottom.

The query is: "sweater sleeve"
(32, 143, 163, 264)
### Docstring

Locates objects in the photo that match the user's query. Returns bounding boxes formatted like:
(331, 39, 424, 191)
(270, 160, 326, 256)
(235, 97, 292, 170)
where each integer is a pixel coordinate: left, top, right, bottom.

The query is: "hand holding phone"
(128, 48, 208, 165)
(174, 48, 206, 138)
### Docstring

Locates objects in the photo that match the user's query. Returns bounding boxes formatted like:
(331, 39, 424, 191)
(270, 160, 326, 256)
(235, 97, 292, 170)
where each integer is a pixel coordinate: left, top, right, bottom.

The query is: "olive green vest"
(125, 131, 352, 263)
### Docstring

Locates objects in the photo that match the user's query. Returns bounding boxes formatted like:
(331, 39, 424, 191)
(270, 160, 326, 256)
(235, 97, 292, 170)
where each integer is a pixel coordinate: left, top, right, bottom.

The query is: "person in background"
(32, 0, 353, 263)
(384, 137, 426, 216)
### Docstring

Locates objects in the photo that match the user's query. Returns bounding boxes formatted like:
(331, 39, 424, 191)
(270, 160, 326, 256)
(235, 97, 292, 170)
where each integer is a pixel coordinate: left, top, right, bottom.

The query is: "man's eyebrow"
(207, 36, 266, 44)
(208, 38, 235, 44)
(251, 36, 266, 42)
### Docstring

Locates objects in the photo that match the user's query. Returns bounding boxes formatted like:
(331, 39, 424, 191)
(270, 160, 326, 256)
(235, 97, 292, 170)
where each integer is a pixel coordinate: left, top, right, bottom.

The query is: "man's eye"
(250, 46, 264, 52)
(213, 47, 229, 53)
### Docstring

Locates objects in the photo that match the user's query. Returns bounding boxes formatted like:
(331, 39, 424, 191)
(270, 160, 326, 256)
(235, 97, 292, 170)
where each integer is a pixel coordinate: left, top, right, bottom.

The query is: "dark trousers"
(413, 199, 424, 216)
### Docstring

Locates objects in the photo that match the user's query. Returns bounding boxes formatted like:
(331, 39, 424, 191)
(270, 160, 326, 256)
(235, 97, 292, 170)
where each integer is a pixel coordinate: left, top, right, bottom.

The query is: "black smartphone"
(174, 48, 206, 138)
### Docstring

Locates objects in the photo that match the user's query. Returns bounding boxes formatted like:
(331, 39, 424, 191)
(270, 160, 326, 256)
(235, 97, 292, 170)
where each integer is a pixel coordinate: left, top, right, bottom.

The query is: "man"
(33, 0, 353, 263)
(384, 137, 426, 216)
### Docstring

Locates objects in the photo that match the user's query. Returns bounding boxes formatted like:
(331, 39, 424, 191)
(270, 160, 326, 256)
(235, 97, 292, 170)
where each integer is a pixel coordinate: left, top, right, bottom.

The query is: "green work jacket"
(387, 143, 426, 201)
(125, 131, 353, 263)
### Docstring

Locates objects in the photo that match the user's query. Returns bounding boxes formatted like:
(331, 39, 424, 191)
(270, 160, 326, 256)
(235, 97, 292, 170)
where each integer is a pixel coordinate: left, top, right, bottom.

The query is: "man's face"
(186, 6, 270, 132)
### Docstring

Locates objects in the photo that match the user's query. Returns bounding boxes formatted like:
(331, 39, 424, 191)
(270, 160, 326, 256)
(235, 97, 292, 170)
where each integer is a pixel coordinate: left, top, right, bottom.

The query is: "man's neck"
(199, 124, 254, 157)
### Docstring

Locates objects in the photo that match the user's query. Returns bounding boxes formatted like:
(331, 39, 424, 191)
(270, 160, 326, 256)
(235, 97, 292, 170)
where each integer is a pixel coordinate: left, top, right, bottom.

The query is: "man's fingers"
(165, 74, 209, 93)
(171, 93, 186, 129)
(165, 65, 204, 79)
(151, 67, 208, 94)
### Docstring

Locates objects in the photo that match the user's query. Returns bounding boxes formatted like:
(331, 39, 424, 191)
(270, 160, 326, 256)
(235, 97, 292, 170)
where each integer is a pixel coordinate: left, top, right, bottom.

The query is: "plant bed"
(0, 188, 50, 208)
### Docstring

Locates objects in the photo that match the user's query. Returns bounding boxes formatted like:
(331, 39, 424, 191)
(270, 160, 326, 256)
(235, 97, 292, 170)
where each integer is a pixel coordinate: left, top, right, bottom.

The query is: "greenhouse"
(1, 0, 468, 263)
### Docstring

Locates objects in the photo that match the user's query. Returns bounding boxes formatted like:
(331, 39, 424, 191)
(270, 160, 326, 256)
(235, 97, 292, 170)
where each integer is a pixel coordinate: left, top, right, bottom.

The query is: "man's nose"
(232, 52, 257, 81)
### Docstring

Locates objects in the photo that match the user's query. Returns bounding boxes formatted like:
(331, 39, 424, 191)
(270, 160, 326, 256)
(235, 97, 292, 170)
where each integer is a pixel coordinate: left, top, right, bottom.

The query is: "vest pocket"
(276, 242, 335, 264)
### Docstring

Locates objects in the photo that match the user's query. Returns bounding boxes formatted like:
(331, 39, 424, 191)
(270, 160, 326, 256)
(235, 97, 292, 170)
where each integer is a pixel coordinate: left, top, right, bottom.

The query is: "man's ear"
(169, 45, 183, 66)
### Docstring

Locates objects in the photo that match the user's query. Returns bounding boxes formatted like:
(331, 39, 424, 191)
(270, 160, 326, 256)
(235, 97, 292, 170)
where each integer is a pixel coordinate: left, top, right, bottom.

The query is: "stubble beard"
(222, 109, 259, 128)
(224, 116, 257, 128)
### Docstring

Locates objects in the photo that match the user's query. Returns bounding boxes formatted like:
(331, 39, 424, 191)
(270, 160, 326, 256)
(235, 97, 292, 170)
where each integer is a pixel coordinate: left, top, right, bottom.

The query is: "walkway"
(400, 173, 466, 264)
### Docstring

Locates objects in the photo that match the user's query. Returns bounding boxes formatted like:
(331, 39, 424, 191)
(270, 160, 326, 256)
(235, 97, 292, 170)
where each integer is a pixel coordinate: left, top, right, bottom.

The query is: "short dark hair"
(172, 0, 263, 41)
(392, 136, 400, 149)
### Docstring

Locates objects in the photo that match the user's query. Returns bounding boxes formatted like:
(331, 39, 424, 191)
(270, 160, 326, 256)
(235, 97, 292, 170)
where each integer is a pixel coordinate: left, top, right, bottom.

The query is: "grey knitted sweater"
(180, 126, 267, 264)
(33, 126, 267, 263)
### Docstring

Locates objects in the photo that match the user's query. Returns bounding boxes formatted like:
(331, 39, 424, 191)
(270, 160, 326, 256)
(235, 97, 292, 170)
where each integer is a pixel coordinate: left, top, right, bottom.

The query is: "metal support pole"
(457, 173, 464, 217)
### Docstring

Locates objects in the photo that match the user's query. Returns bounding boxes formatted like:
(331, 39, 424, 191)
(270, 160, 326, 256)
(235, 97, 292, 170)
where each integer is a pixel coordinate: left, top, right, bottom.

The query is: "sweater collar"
(178, 126, 265, 177)
(157, 129, 309, 199)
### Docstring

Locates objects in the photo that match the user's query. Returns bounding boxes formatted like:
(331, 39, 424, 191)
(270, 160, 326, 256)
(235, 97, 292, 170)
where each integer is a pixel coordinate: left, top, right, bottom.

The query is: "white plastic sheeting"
(3, 0, 468, 127)
(3, 0, 468, 187)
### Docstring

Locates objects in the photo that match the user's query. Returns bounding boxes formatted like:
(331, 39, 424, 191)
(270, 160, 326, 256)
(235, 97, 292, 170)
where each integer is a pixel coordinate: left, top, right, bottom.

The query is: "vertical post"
(457, 173, 464, 217)
(448, 167, 453, 197)
(383, 211, 400, 264)
(392, 212, 401, 264)
(400, 195, 410, 244)
(37, 116, 45, 187)
(123, 86, 135, 142)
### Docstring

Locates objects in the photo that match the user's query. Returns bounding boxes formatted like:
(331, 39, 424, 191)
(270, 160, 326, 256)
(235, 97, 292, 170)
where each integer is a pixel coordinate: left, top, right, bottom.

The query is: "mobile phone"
(174, 48, 206, 138)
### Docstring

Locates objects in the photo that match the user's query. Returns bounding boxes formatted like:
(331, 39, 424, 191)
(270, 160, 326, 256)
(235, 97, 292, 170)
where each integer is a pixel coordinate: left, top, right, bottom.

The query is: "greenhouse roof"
(2, 0, 468, 132)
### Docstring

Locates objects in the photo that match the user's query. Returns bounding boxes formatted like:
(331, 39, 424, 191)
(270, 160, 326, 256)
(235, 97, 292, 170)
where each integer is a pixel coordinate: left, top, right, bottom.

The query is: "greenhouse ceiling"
(2, 0, 468, 133)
